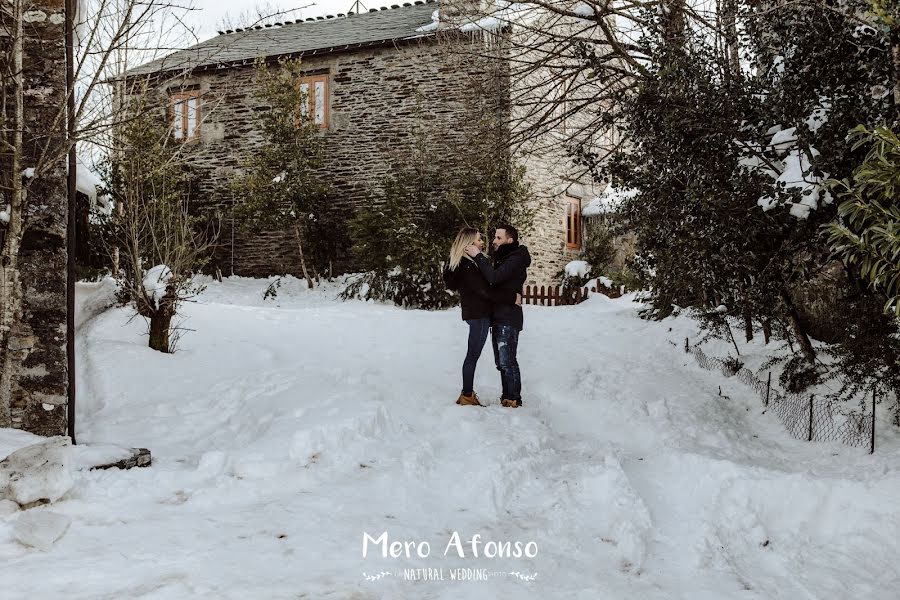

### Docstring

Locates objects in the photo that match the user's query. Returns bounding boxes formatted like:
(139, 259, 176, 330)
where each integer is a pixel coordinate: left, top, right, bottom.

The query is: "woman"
(443, 227, 520, 407)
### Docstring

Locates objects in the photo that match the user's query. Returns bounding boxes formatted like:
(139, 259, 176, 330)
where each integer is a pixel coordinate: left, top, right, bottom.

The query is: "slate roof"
(125, 1, 439, 78)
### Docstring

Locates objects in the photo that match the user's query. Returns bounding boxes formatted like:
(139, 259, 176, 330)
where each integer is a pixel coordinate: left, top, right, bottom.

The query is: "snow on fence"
(522, 285, 589, 306)
(684, 339, 876, 453)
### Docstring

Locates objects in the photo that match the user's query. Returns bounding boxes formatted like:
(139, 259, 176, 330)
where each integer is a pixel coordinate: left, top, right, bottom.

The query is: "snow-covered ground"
(3, 276, 900, 599)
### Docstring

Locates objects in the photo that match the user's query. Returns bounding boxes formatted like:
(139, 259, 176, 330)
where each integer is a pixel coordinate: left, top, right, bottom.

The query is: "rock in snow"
(0, 436, 74, 507)
(0, 498, 19, 516)
(14, 511, 71, 551)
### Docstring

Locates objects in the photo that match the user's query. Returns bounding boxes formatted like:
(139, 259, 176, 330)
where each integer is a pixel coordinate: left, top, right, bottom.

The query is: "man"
(464, 224, 531, 408)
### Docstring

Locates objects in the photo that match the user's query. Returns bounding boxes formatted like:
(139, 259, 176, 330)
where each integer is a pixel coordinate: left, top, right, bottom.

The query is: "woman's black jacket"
(443, 258, 516, 321)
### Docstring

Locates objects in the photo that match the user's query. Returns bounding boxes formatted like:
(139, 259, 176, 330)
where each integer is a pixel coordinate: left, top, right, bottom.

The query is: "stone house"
(124, 0, 600, 285)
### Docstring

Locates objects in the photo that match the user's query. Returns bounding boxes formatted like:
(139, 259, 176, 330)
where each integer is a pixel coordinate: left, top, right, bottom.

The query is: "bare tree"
(434, 0, 718, 175)
(108, 102, 213, 352)
(0, 0, 199, 426)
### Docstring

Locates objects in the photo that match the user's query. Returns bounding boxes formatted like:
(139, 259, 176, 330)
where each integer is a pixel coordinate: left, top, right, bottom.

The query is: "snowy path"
(3, 277, 900, 599)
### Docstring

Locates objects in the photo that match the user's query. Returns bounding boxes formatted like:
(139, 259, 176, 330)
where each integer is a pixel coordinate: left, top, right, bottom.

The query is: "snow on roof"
(582, 184, 639, 217)
(74, 155, 108, 212)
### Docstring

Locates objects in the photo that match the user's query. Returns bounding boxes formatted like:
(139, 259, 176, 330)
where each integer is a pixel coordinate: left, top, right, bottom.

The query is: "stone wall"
(142, 35, 510, 278)
(0, 0, 69, 435)
(135, 25, 593, 284)
(515, 136, 602, 286)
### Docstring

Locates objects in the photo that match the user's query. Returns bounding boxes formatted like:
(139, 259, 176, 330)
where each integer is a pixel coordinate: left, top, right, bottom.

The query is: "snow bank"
(2, 277, 896, 598)
(74, 278, 118, 333)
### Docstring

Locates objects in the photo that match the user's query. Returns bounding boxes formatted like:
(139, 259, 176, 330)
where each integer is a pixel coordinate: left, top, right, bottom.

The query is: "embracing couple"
(443, 224, 531, 409)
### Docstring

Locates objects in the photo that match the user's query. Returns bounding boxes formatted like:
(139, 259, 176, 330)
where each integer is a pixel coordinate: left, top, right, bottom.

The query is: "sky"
(189, 0, 395, 40)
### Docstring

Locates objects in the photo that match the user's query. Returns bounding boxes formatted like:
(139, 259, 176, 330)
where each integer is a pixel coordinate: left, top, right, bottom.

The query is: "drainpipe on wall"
(65, 0, 77, 444)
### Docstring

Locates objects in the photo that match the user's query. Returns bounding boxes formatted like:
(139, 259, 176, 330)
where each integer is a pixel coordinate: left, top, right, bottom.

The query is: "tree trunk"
(738, 280, 753, 343)
(148, 311, 173, 353)
(292, 223, 314, 289)
(722, 315, 741, 356)
(762, 318, 772, 345)
(721, 0, 741, 78)
(779, 289, 816, 363)
(743, 305, 754, 343)
(0, 0, 27, 428)
(661, 0, 687, 55)
(778, 318, 796, 353)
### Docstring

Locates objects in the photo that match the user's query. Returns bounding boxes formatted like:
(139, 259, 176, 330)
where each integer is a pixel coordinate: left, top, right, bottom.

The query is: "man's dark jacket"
(443, 258, 517, 322)
(474, 242, 531, 331)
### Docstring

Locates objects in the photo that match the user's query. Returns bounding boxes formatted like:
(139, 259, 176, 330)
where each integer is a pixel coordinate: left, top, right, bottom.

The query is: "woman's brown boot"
(456, 392, 483, 406)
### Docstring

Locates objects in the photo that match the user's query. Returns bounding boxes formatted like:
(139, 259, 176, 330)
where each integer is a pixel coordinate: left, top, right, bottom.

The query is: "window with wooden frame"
(170, 90, 201, 141)
(565, 197, 582, 249)
(298, 74, 329, 129)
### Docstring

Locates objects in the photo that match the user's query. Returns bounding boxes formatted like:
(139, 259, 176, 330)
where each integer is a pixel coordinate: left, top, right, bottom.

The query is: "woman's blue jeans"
(462, 318, 491, 395)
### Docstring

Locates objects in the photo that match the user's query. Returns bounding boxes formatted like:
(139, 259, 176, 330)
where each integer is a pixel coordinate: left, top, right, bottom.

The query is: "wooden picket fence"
(522, 285, 590, 306)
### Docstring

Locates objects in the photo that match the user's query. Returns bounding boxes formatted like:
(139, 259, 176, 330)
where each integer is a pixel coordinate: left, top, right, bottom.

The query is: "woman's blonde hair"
(448, 227, 480, 271)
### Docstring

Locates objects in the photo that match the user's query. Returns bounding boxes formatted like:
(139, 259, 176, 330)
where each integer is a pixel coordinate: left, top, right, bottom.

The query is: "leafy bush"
(826, 126, 900, 316)
(231, 59, 346, 287)
(343, 110, 535, 309)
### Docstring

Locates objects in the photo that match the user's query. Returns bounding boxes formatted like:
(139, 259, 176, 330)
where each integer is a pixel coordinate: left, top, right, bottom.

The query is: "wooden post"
(808, 395, 814, 442)
(684, 337, 689, 353)
(765, 371, 771, 408)
(540, 285, 545, 306)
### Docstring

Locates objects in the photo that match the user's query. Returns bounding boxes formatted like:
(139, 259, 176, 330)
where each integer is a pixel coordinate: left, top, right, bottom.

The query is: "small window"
(298, 74, 329, 129)
(565, 197, 582, 249)
(171, 91, 201, 141)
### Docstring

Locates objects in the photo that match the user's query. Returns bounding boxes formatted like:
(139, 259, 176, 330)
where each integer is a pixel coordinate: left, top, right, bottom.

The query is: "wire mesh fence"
(684, 340, 876, 452)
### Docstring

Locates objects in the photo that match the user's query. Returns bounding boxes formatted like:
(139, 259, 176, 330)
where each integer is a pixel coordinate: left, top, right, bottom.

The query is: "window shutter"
(186, 97, 198, 138)
(566, 198, 582, 249)
(172, 99, 184, 139)
(300, 82, 310, 120)
(314, 80, 326, 125)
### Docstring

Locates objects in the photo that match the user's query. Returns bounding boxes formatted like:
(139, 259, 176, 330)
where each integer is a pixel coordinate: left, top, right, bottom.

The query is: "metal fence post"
(871, 388, 876, 455)
(808, 395, 814, 442)
(765, 372, 771, 408)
